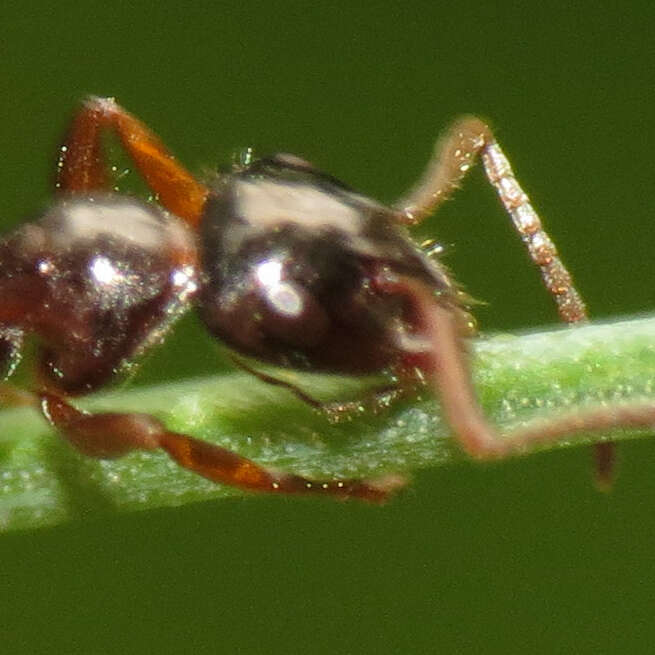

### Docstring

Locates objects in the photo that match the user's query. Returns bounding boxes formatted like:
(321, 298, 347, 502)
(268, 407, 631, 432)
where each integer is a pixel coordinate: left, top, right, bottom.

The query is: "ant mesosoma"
(1, 97, 653, 502)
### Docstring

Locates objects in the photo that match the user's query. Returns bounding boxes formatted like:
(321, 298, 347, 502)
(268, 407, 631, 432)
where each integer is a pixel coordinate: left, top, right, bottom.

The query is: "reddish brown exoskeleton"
(1, 97, 652, 501)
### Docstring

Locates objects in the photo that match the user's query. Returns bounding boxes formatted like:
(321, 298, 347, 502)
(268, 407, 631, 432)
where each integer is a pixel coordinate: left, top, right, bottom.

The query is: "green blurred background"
(2, 2, 655, 653)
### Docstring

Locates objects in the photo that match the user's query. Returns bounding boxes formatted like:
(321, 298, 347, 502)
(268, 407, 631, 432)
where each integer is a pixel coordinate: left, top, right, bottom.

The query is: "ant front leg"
(40, 393, 406, 503)
(230, 355, 410, 423)
(396, 116, 586, 324)
(56, 96, 209, 226)
(388, 277, 655, 477)
(396, 118, 615, 484)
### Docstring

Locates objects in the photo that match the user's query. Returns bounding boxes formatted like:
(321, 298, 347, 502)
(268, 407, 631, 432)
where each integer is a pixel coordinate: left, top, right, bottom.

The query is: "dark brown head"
(197, 155, 454, 374)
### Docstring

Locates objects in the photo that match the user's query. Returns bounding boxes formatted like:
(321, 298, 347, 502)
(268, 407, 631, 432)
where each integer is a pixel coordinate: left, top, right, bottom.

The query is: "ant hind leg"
(56, 96, 209, 226)
(40, 392, 407, 503)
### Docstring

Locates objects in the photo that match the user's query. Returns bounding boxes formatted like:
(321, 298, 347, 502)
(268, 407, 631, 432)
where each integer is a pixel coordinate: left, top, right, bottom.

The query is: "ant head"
(195, 156, 455, 375)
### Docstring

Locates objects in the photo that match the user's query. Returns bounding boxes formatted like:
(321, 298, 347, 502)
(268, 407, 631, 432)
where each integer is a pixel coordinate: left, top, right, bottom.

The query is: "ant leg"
(230, 355, 411, 423)
(228, 355, 325, 410)
(319, 383, 412, 423)
(395, 116, 586, 324)
(390, 278, 655, 464)
(40, 392, 406, 503)
(56, 96, 209, 226)
(396, 118, 614, 482)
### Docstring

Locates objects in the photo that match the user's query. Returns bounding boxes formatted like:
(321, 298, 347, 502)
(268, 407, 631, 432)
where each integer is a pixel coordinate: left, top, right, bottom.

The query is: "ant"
(1, 96, 653, 502)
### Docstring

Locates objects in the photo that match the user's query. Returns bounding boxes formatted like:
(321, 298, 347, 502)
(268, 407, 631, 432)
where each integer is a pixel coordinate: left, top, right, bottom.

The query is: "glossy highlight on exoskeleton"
(0, 194, 197, 395)
(2, 96, 654, 501)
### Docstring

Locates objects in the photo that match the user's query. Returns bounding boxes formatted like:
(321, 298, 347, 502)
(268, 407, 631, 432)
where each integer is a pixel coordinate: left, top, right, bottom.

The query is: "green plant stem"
(1, 314, 654, 532)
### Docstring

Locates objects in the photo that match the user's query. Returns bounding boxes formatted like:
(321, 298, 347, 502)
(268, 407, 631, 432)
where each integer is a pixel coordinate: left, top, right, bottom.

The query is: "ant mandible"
(2, 97, 653, 502)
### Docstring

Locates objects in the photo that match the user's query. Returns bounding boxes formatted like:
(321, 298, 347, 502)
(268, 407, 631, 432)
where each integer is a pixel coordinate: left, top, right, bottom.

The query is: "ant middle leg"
(40, 392, 406, 503)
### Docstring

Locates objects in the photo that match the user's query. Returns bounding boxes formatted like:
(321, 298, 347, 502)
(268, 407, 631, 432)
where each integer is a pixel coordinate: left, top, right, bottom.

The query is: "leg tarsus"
(318, 384, 408, 424)
(158, 431, 406, 502)
(40, 392, 406, 503)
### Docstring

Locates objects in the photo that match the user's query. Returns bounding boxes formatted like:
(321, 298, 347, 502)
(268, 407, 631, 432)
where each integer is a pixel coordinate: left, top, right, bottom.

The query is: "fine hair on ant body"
(1, 96, 653, 501)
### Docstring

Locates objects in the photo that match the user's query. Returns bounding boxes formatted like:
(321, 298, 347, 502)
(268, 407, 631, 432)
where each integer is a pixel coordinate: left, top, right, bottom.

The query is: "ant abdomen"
(0, 195, 198, 395)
